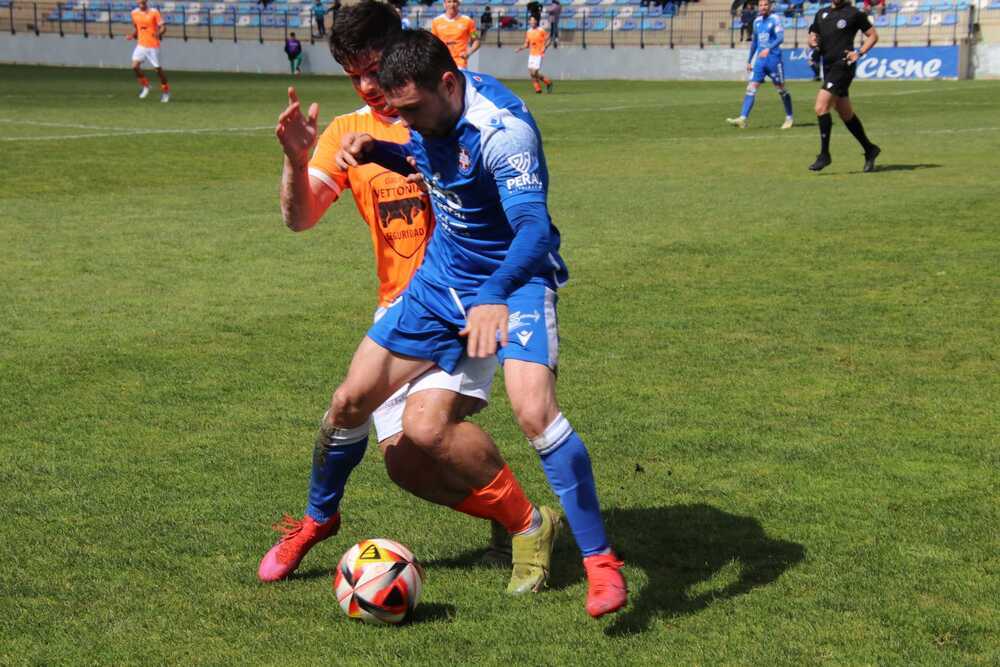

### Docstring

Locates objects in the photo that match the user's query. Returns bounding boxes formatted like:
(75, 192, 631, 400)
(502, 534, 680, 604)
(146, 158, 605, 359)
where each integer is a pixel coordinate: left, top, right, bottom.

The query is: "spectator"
(284, 31, 303, 75)
(480, 5, 493, 37)
(862, 0, 886, 14)
(312, 0, 328, 37)
(546, 0, 561, 47)
(740, 1, 756, 42)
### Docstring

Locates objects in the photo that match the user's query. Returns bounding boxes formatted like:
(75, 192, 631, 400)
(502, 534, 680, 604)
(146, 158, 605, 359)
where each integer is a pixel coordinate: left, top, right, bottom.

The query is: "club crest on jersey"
(836, 18, 847, 28)
(457, 145, 473, 175)
(822, 11, 828, 18)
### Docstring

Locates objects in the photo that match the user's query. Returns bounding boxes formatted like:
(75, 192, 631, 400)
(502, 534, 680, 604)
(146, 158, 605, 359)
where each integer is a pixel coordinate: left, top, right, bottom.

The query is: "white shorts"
(370, 306, 497, 442)
(131, 45, 161, 68)
(528, 54, 543, 71)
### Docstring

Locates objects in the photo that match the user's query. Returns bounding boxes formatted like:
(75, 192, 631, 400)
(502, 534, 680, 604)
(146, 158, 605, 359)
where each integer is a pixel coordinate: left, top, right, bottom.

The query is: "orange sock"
(161, 83, 170, 92)
(453, 465, 534, 534)
(533, 82, 541, 92)
(139, 76, 149, 87)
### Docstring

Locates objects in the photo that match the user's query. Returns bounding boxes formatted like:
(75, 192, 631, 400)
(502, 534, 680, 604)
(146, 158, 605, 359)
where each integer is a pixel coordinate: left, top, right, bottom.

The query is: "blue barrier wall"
(785, 46, 960, 79)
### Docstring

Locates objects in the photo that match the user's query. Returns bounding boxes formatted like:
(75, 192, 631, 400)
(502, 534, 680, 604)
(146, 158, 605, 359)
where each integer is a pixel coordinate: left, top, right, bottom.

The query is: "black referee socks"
(844, 114, 875, 152)
(818, 113, 833, 155)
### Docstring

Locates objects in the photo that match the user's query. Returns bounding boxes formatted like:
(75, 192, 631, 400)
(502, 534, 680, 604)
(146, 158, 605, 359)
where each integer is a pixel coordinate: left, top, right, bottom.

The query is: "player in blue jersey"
(726, 0, 794, 130)
(332, 29, 627, 618)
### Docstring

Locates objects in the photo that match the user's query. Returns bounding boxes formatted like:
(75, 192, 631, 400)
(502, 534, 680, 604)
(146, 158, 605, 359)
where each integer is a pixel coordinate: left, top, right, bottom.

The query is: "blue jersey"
(389, 72, 568, 295)
(749, 14, 784, 63)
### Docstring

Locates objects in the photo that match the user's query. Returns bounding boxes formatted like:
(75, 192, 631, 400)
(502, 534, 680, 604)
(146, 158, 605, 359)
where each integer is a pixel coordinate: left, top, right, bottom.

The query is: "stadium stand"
(0, 0, 981, 48)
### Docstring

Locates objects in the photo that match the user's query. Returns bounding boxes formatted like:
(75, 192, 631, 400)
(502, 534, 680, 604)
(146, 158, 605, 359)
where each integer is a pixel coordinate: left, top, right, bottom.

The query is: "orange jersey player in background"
(128, 0, 170, 102)
(431, 0, 480, 68)
(516, 15, 552, 94)
(262, 0, 558, 597)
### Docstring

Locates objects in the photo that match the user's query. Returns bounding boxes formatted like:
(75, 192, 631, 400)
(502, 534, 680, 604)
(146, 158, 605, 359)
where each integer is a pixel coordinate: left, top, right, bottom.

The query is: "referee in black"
(807, 0, 881, 172)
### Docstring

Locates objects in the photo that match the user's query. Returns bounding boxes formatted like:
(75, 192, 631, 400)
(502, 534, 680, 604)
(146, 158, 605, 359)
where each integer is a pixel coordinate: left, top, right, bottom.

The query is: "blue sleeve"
(471, 202, 550, 306)
(472, 114, 553, 305)
(748, 25, 758, 62)
(768, 21, 784, 49)
(366, 139, 417, 177)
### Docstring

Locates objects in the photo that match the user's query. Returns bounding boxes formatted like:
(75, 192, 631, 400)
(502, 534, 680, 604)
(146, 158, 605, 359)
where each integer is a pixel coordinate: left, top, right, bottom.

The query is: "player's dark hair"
(377, 29, 461, 93)
(328, 0, 402, 68)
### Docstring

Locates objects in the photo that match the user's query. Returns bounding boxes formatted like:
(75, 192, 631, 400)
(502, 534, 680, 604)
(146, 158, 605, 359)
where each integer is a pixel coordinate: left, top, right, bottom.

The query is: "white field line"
(0, 124, 274, 142)
(538, 81, 998, 114)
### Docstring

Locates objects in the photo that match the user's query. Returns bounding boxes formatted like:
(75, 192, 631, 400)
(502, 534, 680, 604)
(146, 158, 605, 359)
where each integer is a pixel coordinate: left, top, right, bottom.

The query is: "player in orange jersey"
(128, 0, 169, 102)
(517, 15, 552, 94)
(430, 0, 480, 68)
(260, 1, 558, 596)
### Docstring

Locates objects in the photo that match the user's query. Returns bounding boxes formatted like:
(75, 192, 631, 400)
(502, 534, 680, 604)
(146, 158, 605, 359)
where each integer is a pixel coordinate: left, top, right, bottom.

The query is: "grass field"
(1, 64, 998, 664)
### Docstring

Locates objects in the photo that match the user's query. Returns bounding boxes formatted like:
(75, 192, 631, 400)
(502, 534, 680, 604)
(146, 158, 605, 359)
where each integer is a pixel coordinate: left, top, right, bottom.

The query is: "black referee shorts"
(821, 60, 856, 97)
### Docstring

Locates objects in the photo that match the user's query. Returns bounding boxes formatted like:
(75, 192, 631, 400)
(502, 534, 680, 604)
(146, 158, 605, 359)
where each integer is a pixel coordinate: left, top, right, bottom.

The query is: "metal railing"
(0, 2, 976, 49)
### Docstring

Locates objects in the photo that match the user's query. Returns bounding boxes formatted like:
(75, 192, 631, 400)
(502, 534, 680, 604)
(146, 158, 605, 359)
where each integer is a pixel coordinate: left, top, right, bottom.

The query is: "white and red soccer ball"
(333, 538, 424, 625)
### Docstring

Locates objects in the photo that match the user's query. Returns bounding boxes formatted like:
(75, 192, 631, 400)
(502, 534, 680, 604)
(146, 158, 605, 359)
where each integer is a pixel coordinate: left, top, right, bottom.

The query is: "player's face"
(344, 51, 394, 116)
(758, 0, 771, 16)
(445, 0, 459, 17)
(529, 16, 537, 28)
(384, 76, 461, 138)
(138, 0, 147, 9)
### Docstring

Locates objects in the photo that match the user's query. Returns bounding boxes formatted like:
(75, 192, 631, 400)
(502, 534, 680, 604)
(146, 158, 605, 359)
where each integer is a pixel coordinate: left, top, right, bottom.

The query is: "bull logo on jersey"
(458, 145, 473, 175)
(369, 170, 430, 259)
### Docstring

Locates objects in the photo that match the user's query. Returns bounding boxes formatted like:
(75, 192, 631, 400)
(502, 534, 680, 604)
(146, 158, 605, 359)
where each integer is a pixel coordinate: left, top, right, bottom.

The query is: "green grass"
(1, 64, 998, 664)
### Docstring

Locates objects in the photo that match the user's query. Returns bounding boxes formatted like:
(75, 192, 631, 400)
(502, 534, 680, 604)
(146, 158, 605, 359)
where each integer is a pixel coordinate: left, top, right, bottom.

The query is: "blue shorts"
(751, 57, 785, 85)
(367, 275, 560, 374)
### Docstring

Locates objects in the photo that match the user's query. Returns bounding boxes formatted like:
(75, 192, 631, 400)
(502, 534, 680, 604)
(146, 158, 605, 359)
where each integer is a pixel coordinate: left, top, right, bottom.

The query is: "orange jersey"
(431, 14, 478, 68)
(131, 8, 162, 48)
(525, 28, 548, 56)
(308, 107, 433, 308)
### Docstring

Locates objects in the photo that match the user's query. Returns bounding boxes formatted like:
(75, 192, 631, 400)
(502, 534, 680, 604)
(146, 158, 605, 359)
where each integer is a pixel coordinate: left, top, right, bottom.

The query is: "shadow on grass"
(596, 504, 806, 636)
(425, 503, 805, 635)
(408, 602, 456, 624)
(818, 163, 942, 175)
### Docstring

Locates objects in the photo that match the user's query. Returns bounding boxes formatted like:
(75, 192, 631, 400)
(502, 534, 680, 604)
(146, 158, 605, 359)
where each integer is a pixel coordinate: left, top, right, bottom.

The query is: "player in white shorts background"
(517, 15, 552, 94)
(129, 0, 170, 102)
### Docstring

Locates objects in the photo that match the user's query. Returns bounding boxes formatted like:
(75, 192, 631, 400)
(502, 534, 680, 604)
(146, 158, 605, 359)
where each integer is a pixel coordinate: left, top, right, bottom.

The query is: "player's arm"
(462, 120, 552, 358)
(766, 23, 783, 52)
(747, 25, 758, 64)
(467, 28, 481, 57)
(276, 87, 337, 231)
(128, 17, 137, 40)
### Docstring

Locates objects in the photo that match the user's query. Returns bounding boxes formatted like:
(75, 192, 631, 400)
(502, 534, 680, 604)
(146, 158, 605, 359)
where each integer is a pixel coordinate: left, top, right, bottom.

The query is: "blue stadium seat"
(874, 14, 889, 25)
(561, 18, 576, 29)
(649, 18, 665, 29)
(941, 11, 957, 23)
(907, 13, 924, 24)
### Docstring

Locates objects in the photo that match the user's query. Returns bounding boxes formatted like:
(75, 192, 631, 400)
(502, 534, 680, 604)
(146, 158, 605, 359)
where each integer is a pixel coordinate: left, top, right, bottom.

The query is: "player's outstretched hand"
(335, 132, 376, 170)
(461, 304, 509, 358)
(275, 86, 319, 168)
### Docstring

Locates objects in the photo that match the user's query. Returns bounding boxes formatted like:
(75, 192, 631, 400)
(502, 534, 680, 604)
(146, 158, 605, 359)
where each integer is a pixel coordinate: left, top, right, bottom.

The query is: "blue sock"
(780, 89, 793, 117)
(533, 415, 609, 557)
(305, 420, 369, 522)
(740, 91, 756, 119)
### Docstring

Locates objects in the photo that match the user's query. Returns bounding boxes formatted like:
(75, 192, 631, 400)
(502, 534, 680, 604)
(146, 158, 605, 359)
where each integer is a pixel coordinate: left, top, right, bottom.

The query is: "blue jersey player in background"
(727, 0, 794, 129)
(334, 28, 628, 618)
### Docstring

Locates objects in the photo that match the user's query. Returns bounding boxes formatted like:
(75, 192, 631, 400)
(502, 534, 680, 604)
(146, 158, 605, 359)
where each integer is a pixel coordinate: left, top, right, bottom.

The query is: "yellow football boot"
(506, 506, 561, 595)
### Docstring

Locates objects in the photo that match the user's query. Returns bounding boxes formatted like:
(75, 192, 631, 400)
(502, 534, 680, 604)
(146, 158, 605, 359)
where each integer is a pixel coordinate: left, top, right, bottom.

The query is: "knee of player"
(512, 402, 559, 441)
(401, 408, 446, 452)
(814, 100, 828, 115)
(745, 83, 758, 95)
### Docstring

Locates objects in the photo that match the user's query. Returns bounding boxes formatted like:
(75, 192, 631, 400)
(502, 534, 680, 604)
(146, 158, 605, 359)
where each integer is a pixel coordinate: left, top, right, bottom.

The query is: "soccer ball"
(333, 538, 424, 625)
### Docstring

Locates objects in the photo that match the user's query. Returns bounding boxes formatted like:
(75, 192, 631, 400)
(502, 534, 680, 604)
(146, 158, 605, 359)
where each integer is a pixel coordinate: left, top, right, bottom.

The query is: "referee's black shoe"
(809, 153, 832, 171)
(863, 145, 881, 173)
